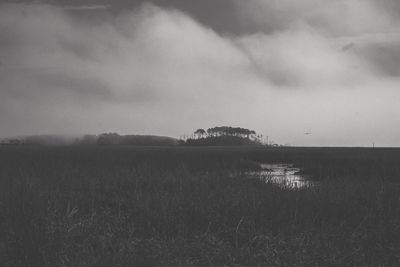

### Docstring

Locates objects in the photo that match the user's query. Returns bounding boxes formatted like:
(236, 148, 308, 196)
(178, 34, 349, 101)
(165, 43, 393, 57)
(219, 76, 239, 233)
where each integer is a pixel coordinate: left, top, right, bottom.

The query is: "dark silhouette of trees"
(194, 129, 207, 139)
(206, 126, 256, 138)
(186, 126, 262, 146)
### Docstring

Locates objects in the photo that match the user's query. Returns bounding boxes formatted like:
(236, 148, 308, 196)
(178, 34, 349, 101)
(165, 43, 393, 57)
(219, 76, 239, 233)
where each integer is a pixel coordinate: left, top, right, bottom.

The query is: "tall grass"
(1, 146, 400, 266)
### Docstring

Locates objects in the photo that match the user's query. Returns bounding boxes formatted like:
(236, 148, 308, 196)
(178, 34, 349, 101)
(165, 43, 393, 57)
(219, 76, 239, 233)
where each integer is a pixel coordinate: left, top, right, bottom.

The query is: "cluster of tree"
(194, 127, 257, 139)
(183, 126, 264, 146)
(184, 135, 261, 146)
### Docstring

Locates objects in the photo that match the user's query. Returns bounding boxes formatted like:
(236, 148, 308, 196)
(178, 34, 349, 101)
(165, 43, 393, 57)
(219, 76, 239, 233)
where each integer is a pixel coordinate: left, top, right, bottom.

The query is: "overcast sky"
(1, 0, 400, 146)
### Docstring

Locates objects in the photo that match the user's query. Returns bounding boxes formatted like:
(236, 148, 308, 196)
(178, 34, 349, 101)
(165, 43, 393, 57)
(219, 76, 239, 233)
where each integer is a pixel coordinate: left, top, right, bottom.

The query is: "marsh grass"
(1, 146, 400, 266)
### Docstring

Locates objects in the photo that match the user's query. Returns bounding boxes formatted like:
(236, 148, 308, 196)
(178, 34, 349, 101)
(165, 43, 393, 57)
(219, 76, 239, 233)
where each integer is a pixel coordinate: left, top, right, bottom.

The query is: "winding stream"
(251, 163, 313, 189)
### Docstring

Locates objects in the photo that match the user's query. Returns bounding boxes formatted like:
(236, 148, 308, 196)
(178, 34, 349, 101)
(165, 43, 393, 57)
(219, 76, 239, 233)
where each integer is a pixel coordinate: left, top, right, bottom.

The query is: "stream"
(250, 163, 313, 189)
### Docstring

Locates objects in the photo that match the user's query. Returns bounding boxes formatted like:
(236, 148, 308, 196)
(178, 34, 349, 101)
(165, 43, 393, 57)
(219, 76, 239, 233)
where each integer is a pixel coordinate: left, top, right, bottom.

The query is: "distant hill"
(0, 135, 80, 146)
(93, 133, 179, 146)
(0, 133, 179, 146)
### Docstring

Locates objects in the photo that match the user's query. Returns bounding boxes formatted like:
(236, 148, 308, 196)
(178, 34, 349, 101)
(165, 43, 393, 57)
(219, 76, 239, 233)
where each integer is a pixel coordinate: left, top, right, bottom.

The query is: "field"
(1, 146, 400, 266)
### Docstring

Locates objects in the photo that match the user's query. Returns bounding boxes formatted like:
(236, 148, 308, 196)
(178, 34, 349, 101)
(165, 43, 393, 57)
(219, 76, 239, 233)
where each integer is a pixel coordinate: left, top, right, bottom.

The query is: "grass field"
(1, 146, 400, 266)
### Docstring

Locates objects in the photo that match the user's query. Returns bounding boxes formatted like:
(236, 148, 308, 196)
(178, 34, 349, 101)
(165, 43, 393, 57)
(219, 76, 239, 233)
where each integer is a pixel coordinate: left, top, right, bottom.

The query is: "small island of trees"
(182, 126, 268, 146)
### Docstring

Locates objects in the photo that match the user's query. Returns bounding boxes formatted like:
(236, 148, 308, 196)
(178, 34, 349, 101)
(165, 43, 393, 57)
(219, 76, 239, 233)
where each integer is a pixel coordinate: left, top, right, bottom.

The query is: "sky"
(1, 0, 400, 146)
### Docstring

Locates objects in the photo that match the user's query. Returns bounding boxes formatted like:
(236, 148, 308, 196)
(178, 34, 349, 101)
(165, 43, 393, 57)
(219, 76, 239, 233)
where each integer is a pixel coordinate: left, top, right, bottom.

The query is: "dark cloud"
(4, 0, 400, 36)
(1, 0, 243, 33)
(342, 43, 355, 52)
(375, 0, 400, 16)
(357, 44, 400, 77)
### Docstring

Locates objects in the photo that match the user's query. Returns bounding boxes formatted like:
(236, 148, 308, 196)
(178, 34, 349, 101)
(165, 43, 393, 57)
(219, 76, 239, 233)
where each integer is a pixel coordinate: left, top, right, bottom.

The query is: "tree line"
(181, 126, 265, 146)
(194, 126, 258, 139)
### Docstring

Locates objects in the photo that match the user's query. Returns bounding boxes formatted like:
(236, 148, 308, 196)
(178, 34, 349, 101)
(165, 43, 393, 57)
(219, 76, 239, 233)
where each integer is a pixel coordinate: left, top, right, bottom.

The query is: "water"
(251, 163, 312, 189)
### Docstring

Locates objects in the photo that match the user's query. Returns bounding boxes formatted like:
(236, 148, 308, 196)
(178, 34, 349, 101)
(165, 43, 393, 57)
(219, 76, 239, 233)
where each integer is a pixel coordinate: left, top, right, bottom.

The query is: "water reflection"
(251, 163, 312, 189)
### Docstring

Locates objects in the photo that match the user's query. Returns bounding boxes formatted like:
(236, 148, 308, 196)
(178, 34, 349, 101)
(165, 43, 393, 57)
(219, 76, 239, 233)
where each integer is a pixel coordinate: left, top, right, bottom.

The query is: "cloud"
(233, 0, 400, 80)
(233, 0, 397, 36)
(0, 3, 264, 136)
(235, 29, 371, 87)
(0, 2, 400, 145)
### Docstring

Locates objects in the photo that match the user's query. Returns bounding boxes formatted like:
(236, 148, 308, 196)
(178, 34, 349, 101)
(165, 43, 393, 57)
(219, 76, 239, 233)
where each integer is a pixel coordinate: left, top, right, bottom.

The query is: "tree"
(194, 129, 207, 139)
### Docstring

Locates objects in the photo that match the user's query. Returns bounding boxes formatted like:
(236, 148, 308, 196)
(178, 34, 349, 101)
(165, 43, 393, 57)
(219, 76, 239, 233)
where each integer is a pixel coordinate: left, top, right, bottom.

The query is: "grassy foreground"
(1, 146, 400, 266)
